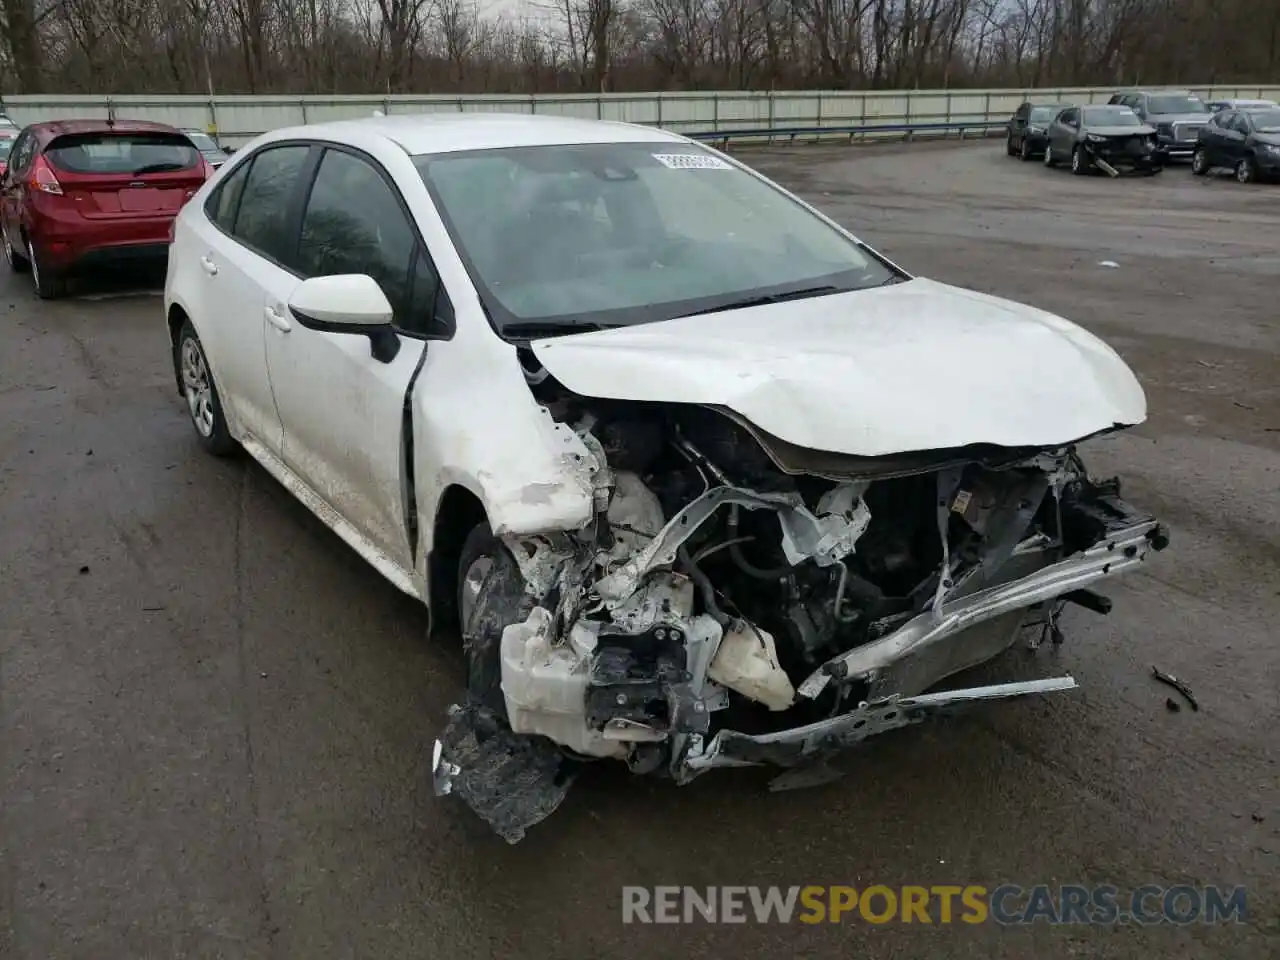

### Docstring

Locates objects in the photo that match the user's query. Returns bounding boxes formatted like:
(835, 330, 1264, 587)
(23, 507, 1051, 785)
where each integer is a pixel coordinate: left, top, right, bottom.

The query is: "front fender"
(411, 349, 597, 548)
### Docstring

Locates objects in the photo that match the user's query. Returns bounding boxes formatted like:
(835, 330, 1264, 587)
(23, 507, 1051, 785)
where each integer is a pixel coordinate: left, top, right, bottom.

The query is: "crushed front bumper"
(676, 675, 1078, 785)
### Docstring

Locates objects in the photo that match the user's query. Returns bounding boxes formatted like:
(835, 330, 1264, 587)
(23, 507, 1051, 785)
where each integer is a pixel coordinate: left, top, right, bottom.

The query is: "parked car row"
(1006, 90, 1279, 182)
(0, 118, 222, 298)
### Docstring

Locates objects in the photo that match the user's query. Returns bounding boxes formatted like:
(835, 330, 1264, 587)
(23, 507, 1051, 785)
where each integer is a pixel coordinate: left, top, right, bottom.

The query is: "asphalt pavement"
(1, 138, 1277, 958)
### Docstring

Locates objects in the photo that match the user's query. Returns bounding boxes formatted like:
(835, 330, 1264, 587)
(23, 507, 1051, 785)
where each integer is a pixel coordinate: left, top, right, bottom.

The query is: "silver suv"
(1108, 90, 1211, 160)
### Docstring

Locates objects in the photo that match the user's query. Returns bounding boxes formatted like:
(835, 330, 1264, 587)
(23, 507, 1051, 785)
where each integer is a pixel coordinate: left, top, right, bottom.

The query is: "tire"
(1020, 137, 1032, 161)
(1236, 157, 1257, 184)
(1006, 133, 1016, 157)
(28, 239, 67, 300)
(3, 231, 30, 274)
(1043, 144, 1055, 168)
(176, 320, 237, 456)
(457, 522, 533, 718)
(1071, 146, 1088, 175)
(1191, 147, 1209, 176)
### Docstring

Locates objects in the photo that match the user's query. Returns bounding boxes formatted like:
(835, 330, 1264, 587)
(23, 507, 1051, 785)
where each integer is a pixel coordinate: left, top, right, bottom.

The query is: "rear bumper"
(30, 231, 170, 272)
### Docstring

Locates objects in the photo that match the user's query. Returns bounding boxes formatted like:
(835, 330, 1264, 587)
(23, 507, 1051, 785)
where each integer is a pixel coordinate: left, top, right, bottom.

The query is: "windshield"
(1083, 107, 1142, 127)
(1248, 108, 1280, 133)
(1030, 107, 1059, 123)
(1148, 95, 1208, 115)
(413, 141, 897, 333)
(45, 132, 202, 175)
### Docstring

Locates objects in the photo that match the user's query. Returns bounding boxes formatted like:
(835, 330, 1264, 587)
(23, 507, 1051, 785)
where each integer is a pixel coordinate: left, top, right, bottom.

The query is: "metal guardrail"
(687, 119, 1009, 145)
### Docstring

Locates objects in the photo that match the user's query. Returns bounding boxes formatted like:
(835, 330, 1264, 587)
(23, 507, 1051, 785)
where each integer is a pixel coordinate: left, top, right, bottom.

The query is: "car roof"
(25, 118, 186, 143)
(262, 112, 688, 155)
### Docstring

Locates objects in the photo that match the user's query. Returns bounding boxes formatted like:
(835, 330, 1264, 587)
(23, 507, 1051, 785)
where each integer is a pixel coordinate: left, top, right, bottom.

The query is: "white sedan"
(165, 113, 1169, 842)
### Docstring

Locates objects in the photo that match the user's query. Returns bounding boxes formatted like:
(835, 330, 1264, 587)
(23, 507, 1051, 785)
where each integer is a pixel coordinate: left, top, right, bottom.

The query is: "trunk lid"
(44, 131, 207, 219)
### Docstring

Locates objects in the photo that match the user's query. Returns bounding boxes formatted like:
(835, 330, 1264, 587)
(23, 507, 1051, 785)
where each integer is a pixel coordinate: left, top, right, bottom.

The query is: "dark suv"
(1006, 101, 1068, 160)
(1108, 90, 1212, 160)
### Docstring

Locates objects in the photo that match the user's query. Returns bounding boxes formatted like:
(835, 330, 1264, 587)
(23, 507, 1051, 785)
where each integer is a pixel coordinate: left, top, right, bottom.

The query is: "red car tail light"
(29, 155, 64, 195)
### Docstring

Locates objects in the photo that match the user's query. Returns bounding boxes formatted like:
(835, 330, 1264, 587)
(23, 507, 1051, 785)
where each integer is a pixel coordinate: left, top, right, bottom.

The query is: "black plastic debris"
(434, 698, 578, 844)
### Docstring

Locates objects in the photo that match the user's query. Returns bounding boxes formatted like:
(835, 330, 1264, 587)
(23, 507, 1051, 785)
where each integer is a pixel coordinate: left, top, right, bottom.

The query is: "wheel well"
(427, 485, 488, 636)
(167, 304, 188, 395)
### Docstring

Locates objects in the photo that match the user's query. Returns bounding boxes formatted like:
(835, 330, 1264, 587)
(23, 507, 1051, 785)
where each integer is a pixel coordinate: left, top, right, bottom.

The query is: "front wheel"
(1071, 146, 1089, 175)
(1006, 133, 1016, 156)
(1236, 157, 1257, 184)
(1043, 144, 1055, 167)
(1020, 137, 1032, 161)
(458, 522, 533, 718)
(1191, 148, 1210, 176)
(176, 320, 237, 456)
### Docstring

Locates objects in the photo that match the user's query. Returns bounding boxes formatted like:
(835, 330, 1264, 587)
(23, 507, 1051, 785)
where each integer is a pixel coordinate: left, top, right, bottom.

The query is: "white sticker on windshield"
(652, 153, 732, 170)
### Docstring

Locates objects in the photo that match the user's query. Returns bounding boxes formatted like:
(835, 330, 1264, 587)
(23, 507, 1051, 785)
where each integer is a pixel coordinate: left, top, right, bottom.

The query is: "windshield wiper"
(503, 320, 614, 340)
(675, 285, 843, 319)
(131, 162, 186, 176)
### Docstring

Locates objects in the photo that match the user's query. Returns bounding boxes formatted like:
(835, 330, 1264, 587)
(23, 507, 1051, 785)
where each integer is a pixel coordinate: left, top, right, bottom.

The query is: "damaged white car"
(165, 113, 1169, 843)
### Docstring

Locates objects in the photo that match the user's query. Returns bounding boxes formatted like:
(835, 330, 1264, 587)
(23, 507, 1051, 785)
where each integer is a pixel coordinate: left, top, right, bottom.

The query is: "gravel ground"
(1, 137, 1277, 959)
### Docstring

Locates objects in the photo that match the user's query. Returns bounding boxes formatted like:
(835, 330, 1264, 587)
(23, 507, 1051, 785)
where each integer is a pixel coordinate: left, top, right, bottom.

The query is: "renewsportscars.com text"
(621, 884, 1248, 926)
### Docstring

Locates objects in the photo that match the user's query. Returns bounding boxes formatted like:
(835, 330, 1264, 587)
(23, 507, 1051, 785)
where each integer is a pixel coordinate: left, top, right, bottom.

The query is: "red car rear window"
(0, 138, 14, 161)
(44, 132, 201, 176)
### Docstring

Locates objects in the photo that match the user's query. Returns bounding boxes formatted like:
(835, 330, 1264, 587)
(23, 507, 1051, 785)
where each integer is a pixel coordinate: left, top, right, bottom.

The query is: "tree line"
(1, 0, 1276, 97)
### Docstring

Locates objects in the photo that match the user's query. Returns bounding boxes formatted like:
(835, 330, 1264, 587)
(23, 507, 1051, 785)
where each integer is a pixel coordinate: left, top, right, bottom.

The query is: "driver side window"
(296, 147, 448, 337)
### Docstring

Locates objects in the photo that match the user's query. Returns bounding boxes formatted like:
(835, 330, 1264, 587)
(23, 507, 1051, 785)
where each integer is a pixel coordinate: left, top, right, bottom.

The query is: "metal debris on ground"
(1151, 665, 1199, 711)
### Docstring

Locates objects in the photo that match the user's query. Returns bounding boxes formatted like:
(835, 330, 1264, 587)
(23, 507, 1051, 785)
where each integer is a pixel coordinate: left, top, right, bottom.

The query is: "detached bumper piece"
(432, 699, 578, 844)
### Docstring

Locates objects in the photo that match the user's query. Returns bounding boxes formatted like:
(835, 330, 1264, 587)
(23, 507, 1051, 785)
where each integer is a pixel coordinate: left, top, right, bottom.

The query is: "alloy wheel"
(1192, 149, 1208, 176)
(180, 336, 216, 438)
(1236, 158, 1254, 183)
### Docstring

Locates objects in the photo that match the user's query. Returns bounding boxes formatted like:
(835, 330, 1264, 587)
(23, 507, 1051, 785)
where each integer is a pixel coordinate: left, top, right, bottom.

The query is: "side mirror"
(288, 274, 401, 363)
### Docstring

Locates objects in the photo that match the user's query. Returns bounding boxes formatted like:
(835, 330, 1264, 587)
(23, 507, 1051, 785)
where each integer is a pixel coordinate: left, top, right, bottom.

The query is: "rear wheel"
(28, 239, 67, 299)
(177, 320, 237, 456)
(1191, 147, 1210, 176)
(3, 232, 30, 274)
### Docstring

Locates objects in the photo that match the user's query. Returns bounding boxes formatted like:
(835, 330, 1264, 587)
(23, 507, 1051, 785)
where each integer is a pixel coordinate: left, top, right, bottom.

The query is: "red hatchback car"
(0, 119, 210, 299)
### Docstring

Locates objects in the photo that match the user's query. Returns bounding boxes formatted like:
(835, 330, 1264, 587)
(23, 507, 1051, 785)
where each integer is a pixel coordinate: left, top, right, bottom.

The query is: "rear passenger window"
(232, 145, 311, 264)
(297, 148, 435, 331)
(206, 161, 251, 231)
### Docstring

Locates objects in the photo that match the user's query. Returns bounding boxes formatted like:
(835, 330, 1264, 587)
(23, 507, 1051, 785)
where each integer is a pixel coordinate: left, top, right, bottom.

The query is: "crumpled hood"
(530, 277, 1147, 457)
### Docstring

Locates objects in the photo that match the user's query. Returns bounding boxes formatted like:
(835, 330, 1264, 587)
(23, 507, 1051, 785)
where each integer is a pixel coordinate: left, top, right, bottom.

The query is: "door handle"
(199, 256, 218, 276)
(265, 305, 292, 333)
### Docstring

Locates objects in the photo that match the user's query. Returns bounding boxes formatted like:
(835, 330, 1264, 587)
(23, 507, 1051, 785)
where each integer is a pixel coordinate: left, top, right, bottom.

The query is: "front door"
(263, 145, 447, 582)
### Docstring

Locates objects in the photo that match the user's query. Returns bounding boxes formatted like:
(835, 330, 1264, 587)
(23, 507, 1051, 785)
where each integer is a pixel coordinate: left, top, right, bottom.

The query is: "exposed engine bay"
(433, 366, 1170, 843)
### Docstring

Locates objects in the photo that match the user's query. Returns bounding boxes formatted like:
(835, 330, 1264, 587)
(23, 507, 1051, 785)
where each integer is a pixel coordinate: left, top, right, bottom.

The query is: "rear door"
(190, 143, 314, 455)
(0, 130, 35, 250)
(42, 131, 207, 223)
